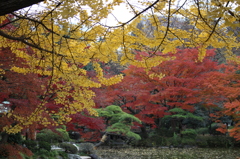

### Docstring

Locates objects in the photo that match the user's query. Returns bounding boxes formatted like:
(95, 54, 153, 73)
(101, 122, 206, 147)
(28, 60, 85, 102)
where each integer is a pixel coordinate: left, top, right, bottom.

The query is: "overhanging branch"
(0, 29, 65, 57)
(0, 0, 44, 16)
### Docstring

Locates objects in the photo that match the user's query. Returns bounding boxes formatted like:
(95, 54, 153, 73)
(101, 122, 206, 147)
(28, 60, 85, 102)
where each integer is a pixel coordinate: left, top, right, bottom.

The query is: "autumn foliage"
(202, 62, 240, 140)
(94, 48, 240, 140)
(0, 143, 33, 159)
(0, 46, 51, 137)
(66, 111, 105, 141)
(0, 0, 239, 152)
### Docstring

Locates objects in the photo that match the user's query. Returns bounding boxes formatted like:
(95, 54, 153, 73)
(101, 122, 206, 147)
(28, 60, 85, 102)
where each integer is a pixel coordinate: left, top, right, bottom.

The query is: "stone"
(89, 153, 101, 159)
(68, 154, 82, 159)
(80, 156, 91, 159)
(78, 143, 95, 154)
(73, 143, 79, 151)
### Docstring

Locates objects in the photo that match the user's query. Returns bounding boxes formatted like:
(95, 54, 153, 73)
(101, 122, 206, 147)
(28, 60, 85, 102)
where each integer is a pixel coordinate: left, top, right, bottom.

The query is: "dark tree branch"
(8, 13, 94, 41)
(0, 29, 65, 57)
(0, 0, 44, 16)
(99, 0, 160, 28)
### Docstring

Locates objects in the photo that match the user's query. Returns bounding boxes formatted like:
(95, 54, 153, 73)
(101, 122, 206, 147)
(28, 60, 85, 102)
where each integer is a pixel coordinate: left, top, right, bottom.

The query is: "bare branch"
(99, 0, 160, 28)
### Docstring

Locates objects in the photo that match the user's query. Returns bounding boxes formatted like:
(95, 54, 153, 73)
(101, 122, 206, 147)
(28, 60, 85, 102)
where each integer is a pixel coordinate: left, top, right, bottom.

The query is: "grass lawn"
(96, 147, 240, 159)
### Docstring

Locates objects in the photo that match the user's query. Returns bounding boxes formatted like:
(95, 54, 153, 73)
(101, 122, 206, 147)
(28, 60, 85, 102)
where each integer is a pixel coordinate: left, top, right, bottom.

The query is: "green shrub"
(155, 128, 175, 137)
(233, 139, 240, 147)
(168, 133, 181, 147)
(181, 129, 197, 139)
(36, 128, 70, 143)
(78, 143, 95, 154)
(181, 138, 196, 146)
(56, 127, 70, 141)
(48, 150, 59, 158)
(34, 149, 59, 159)
(35, 151, 48, 159)
(147, 135, 168, 146)
(209, 123, 223, 135)
(58, 151, 68, 159)
(134, 138, 164, 147)
(132, 136, 166, 147)
(195, 136, 208, 148)
(207, 136, 233, 148)
(23, 140, 38, 152)
(7, 133, 23, 144)
(207, 136, 224, 147)
(195, 136, 238, 148)
(154, 136, 168, 146)
(131, 139, 150, 147)
(36, 129, 58, 143)
(34, 149, 51, 159)
(59, 143, 78, 154)
(136, 131, 168, 147)
(38, 141, 51, 151)
(196, 127, 209, 135)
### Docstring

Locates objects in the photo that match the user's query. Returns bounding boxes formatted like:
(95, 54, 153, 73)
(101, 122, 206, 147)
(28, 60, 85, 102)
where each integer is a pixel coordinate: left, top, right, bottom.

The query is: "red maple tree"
(94, 48, 229, 137)
(0, 46, 51, 141)
(200, 61, 240, 140)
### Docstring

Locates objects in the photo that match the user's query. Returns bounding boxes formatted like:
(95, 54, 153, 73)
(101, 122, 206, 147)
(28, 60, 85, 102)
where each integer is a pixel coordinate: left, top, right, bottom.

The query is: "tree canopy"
(94, 48, 240, 140)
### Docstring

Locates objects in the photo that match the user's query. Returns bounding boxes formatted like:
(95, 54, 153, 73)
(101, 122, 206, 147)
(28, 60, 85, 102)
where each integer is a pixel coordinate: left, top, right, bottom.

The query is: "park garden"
(0, 0, 240, 158)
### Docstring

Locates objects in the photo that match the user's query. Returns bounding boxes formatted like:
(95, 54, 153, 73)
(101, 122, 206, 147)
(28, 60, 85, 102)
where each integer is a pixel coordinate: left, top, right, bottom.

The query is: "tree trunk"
(94, 133, 108, 148)
(0, 132, 9, 143)
(140, 123, 148, 139)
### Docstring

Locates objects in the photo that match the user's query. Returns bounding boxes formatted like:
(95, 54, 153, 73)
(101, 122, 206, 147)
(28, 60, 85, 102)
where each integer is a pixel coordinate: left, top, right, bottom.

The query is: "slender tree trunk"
(94, 133, 108, 148)
(140, 123, 148, 139)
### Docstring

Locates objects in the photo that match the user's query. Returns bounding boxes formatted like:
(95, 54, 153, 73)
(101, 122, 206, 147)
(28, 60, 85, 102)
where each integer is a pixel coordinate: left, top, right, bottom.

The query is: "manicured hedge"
(59, 143, 78, 154)
(36, 129, 70, 143)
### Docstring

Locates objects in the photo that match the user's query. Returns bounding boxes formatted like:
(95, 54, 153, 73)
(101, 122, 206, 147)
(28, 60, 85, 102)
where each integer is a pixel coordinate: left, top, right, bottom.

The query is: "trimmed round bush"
(181, 129, 197, 139)
(207, 136, 234, 148)
(78, 143, 95, 155)
(196, 127, 209, 135)
(59, 143, 78, 154)
(181, 138, 196, 146)
(196, 136, 209, 148)
(36, 129, 70, 143)
(56, 128, 70, 141)
(36, 129, 59, 143)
